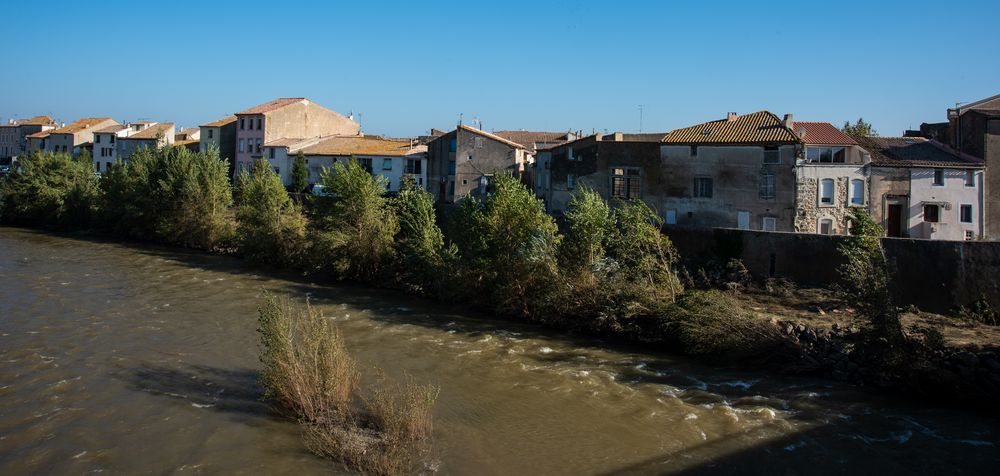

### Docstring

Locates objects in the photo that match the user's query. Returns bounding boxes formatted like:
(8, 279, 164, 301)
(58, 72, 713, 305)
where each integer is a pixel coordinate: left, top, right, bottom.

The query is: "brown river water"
(0, 227, 998, 475)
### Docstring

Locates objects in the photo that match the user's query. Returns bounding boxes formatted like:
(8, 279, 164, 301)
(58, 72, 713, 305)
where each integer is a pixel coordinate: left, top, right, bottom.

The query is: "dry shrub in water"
(257, 293, 439, 475)
(665, 290, 785, 360)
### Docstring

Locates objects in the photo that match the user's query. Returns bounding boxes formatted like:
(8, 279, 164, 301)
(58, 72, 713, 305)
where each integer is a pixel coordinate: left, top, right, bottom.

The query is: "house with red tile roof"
(791, 120, 872, 235)
(233, 98, 359, 177)
(41, 117, 120, 157)
(0, 115, 56, 163)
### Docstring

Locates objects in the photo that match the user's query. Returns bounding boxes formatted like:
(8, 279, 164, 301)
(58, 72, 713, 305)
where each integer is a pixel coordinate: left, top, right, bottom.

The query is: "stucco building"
(117, 122, 175, 160)
(658, 112, 801, 231)
(792, 121, 871, 235)
(857, 136, 984, 241)
(0, 116, 56, 163)
(31, 117, 119, 157)
(426, 125, 529, 203)
(233, 98, 360, 177)
(946, 93, 1000, 238)
(262, 135, 427, 191)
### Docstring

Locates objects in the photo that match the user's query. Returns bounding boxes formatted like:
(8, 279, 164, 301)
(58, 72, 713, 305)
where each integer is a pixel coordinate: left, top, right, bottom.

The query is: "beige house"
(1, 116, 56, 162)
(38, 118, 119, 156)
(426, 125, 529, 203)
(234, 98, 360, 175)
(263, 135, 427, 191)
(117, 122, 175, 160)
(199, 115, 237, 165)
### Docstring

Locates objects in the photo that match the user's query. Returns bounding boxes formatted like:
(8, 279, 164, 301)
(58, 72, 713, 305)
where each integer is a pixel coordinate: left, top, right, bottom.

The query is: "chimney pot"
(783, 114, 794, 128)
(727, 112, 738, 122)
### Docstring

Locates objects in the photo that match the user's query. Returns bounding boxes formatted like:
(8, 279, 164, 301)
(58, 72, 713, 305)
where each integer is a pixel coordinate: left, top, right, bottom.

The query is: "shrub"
(838, 208, 904, 344)
(558, 185, 614, 273)
(0, 151, 99, 229)
(312, 159, 399, 282)
(605, 199, 683, 302)
(664, 290, 784, 360)
(257, 292, 359, 421)
(234, 159, 309, 265)
(959, 296, 999, 326)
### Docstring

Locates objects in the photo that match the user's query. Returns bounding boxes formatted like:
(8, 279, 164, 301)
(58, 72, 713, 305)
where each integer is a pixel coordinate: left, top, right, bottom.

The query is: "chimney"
(613, 132, 624, 142)
(782, 114, 794, 129)
(727, 112, 738, 122)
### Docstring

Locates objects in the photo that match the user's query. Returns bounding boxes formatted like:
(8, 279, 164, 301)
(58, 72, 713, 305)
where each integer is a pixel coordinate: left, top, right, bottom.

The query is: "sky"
(2, 0, 998, 138)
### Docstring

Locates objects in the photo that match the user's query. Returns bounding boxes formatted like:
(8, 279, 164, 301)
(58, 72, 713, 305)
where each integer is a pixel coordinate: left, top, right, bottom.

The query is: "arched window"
(818, 218, 834, 235)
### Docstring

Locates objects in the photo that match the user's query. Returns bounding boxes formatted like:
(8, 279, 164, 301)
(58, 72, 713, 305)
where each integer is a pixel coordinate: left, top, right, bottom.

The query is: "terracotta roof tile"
(123, 123, 174, 140)
(299, 135, 424, 157)
(27, 130, 51, 139)
(200, 115, 237, 128)
(493, 130, 575, 149)
(236, 98, 306, 115)
(18, 115, 56, 126)
(49, 118, 116, 135)
(95, 125, 127, 134)
(661, 111, 800, 144)
(793, 122, 858, 145)
(854, 136, 983, 168)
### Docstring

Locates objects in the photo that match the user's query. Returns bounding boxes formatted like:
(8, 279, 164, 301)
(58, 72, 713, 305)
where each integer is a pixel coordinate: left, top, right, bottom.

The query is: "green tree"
(313, 159, 398, 281)
(99, 146, 233, 249)
(842, 117, 877, 137)
(391, 177, 452, 295)
(234, 159, 309, 265)
(451, 172, 560, 317)
(558, 185, 614, 273)
(0, 151, 99, 229)
(291, 151, 309, 194)
(605, 199, 683, 302)
(838, 208, 904, 344)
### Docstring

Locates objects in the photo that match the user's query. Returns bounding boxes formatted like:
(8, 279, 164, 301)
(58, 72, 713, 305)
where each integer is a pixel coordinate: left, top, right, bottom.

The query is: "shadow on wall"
(665, 226, 1000, 313)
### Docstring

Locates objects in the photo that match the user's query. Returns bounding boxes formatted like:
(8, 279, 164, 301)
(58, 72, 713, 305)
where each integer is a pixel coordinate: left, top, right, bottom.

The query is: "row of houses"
(3, 93, 997, 242)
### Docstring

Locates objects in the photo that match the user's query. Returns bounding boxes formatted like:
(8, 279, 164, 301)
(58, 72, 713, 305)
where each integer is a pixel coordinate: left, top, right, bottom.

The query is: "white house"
(858, 136, 985, 241)
(262, 135, 427, 192)
(792, 121, 871, 235)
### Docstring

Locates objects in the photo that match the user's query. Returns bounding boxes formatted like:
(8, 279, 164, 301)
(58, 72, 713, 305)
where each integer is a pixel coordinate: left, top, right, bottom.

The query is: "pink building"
(233, 97, 360, 175)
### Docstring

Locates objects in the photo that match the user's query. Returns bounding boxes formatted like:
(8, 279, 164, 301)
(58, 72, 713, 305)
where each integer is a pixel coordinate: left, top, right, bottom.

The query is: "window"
(665, 209, 677, 225)
(256, 118, 261, 130)
(758, 173, 775, 199)
(960, 204, 973, 223)
(357, 158, 373, 173)
(965, 170, 975, 187)
(239, 118, 245, 130)
(405, 159, 422, 174)
(807, 147, 846, 163)
(923, 204, 939, 222)
(850, 179, 864, 205)
(106, 162, 111, 171)
(966, 230, 975, 241)
(269, 148, 275, 159)
(274, 167, 280, 175)
(447, 180, 454, 196)
(448, 160, 456, 175)
(693, 177, 713, 198)
(737, 211, 750, 230)
(95, 162, 100, 172)
(255, 139, 261, 153)
(95, 134, 101, 143)
(611, 167, 641, 199)
(239, 139, 245, 153)
(448, 138, 456, 152)
(762, 216, 777, 232)
(382, 158, 392, 171)
(208, 129, 214, 139)
(690, 145, 698, 157)
(567, 173, 575, 190)
(933, 169, 944, 186)
(820, 178, 834, 205)
(110, 135, 115, 144)
(763, 146, 779, 164)
(819, 218, 833, 235)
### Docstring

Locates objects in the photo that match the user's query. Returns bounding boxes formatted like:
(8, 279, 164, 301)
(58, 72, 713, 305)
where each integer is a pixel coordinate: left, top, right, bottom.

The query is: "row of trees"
(0, 148, 696, 338)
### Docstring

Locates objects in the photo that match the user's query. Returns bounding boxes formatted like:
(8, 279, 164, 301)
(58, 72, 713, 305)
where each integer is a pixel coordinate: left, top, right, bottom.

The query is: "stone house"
(792, 122, 871, 235)
(535, 132, 664, 214)
(262, 135, 427, 192)
(426, 125, 528, 203)
(658, 111, 801, 231)
(857, 136, 985, 241)
(946, 93, 1000, 238)
(233, 98, 360, 177)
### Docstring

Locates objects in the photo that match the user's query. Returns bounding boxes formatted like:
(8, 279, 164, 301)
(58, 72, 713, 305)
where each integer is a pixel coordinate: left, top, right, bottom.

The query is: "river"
(0, 227, 997, 475)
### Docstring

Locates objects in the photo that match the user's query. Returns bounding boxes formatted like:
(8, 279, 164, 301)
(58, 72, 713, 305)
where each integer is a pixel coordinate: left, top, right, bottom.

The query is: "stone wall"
(665, 226, 1000, 312)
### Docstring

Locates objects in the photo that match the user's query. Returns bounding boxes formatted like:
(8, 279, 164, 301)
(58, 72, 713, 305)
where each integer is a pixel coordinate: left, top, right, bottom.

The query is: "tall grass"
(257, 293, 438, 475)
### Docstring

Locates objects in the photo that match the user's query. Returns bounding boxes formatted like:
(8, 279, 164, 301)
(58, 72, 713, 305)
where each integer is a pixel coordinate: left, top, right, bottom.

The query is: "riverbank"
(9, 225, 1000, 412)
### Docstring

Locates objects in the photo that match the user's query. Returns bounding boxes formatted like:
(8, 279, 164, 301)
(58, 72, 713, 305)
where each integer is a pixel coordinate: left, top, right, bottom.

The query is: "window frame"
(611, 167, 642, 199)
(923, 204, 940, 223)
(818, 218, 834, 235)
(762, 216, 777, 232)
(762, 146, 780, 165)
(807, 146, 846, 164)
(849, 179, 865, 206)
(819, 178, 835, 206)
(693, 176, 713, 198)
(965, 170, 975, 187)
(932, 168, 945, 187)
(960, 204, 973, 224)
(758, 173, 775, 199)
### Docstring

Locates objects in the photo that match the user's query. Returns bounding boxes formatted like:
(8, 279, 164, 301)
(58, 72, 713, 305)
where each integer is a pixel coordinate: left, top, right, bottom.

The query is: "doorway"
(886, 203, 903, 237)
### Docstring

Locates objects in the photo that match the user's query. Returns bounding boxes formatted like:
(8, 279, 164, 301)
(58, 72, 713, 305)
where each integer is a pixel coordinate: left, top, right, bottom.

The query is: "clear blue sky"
(2, 0, 998, 137)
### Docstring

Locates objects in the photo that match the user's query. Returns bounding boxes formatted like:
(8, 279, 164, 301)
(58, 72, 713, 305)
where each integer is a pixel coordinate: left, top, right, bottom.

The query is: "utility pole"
(638, 105, 644, 133)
